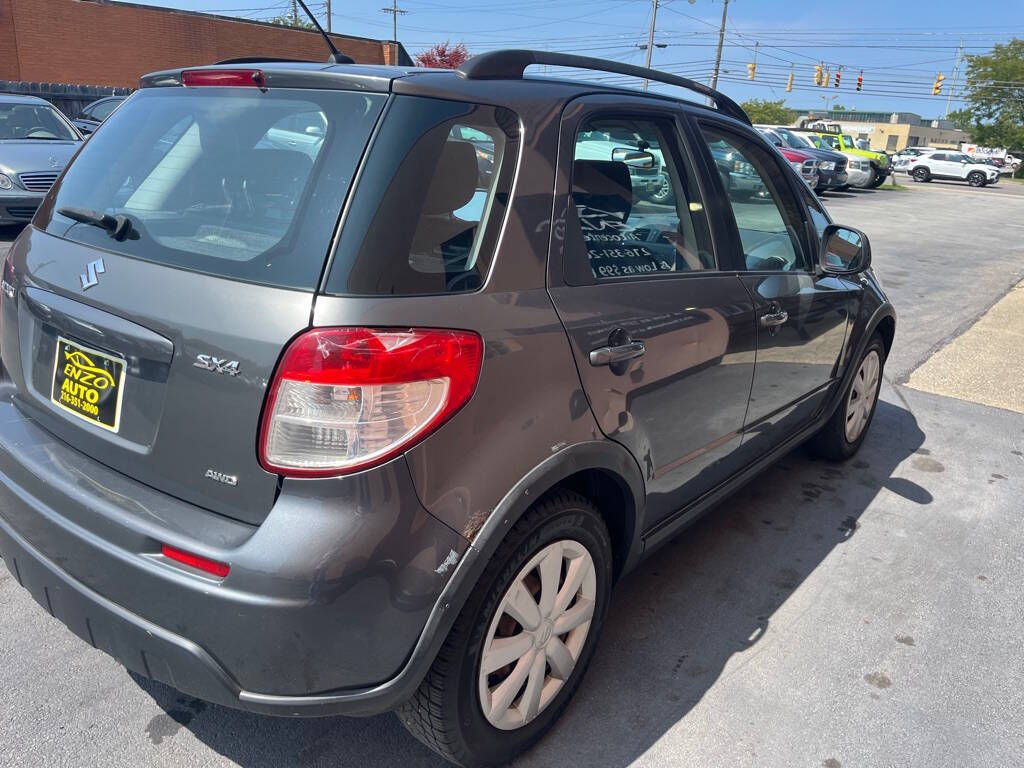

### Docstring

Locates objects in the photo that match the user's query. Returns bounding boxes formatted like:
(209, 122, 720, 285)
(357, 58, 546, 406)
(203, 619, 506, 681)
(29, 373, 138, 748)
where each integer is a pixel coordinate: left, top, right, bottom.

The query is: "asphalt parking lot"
(2, 179, 1024, 767)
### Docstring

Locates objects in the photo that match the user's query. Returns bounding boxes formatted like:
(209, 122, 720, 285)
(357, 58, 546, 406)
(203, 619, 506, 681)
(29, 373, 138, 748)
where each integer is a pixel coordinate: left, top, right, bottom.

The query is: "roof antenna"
(294, 0, 354, 64)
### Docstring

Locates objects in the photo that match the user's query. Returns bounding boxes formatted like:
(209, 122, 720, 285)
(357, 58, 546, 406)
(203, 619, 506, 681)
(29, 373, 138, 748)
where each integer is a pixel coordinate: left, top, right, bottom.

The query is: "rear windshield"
(40, 87, 385, 290)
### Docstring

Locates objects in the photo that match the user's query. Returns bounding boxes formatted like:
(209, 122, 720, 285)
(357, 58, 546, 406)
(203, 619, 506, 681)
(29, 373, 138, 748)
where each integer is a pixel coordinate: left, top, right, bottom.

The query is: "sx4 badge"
(194, 354, 241, 376)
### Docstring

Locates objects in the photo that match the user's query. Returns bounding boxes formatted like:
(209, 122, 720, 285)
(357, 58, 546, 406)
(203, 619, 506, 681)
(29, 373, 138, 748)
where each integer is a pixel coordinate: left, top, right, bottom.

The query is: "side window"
(92, 100, 119, 120)
(819, 135, 839, 150)
(566, 116, 714, 282)
(802, 185, 830, 240)
(701, 126, 808, 272)
(931, 153, 946, 161)
(332, 99, 519, 296)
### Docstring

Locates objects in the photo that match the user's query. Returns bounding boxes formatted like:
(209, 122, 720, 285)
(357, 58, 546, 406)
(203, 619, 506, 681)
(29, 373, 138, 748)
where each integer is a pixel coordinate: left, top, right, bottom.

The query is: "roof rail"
(456, 49, 750, 126)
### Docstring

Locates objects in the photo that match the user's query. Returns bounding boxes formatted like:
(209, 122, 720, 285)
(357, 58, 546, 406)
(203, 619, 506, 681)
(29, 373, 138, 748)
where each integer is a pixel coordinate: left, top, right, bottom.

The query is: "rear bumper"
(0, 389, 470, 716)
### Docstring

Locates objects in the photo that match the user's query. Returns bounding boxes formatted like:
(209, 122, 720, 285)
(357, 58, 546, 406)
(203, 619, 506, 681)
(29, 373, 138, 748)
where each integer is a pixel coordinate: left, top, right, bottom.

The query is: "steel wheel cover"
(846, 349, 881, 442)
(478, 539, 597, 730)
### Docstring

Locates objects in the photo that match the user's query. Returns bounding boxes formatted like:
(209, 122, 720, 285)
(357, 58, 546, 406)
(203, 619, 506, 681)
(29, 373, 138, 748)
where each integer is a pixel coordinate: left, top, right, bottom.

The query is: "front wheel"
(968, 171, 986, 187)
(867, 170, 888, 188)
(398, 491, 613, 767)
(807, 334, 886, 461)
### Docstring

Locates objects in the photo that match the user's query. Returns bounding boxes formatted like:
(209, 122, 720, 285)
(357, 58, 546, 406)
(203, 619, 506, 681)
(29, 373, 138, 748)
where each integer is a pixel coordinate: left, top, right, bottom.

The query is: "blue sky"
(118, 0, 1024, 116)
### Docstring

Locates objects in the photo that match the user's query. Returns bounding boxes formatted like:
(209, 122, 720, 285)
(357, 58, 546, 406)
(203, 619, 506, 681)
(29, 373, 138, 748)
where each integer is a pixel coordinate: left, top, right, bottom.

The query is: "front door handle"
(589, 340, 646, 367)
(760, 310, 789, 328)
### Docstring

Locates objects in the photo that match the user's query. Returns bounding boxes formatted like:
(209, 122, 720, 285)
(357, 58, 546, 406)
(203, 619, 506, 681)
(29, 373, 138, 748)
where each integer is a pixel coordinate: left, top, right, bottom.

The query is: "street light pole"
(710, 0, 730, 91)
(642, 0, 658, 90)
(325, 0, 331, 32)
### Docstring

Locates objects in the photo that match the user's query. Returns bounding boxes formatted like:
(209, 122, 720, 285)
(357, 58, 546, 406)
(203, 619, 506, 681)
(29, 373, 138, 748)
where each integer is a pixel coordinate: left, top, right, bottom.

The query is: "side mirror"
(820, 224, 871, 275)
(611, 147, 656, 169)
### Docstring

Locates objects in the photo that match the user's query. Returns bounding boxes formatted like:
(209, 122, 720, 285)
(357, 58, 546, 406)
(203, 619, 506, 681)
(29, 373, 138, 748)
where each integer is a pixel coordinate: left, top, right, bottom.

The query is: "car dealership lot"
(2, 180, 1024, 767)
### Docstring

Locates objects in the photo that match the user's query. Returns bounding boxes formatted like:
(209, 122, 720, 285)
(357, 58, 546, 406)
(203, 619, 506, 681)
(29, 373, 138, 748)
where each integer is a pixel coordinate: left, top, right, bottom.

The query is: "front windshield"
(0, 102, 79, 141)
(778, 129, 813, 149)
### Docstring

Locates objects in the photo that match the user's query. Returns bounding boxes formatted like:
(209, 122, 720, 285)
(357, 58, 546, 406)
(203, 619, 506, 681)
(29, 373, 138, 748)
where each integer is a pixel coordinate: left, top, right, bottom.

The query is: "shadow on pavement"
(131, 397, 926, 768)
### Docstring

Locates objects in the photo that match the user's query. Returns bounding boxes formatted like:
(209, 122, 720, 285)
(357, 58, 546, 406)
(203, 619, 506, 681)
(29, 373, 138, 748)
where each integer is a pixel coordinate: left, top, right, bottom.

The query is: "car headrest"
(249, 149, 313, 186)
(423, 140, 479, 215)
(572, 160, 632, 223)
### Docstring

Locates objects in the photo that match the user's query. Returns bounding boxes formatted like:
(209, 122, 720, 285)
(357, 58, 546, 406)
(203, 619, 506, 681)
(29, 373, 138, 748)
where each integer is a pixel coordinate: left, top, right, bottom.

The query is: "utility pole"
(710, 0, 730, 91)
(945, 38, 965, 119)
(291, 0, 298, 26)
(642, 0, 659, 91)
(325, 0, 331, 32)
(380, 0, 407, 41)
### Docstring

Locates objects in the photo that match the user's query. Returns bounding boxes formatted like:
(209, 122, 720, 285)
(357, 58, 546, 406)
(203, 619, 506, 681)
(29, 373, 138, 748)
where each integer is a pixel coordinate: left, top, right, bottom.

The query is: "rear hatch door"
(1, 81, 386, 524)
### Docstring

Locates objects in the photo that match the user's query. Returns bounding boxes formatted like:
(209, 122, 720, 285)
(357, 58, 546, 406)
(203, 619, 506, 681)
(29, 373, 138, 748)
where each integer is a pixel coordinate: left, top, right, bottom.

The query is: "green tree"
(266, 12, 316, 30)
(833, 104, 847, 112)
(948, 39, 1024, 154)
(739, 99, 795, 125)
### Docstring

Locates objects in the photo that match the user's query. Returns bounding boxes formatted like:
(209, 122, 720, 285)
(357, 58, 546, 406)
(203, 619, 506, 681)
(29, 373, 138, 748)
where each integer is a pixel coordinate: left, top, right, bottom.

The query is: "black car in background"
(71, 96, 126, 136)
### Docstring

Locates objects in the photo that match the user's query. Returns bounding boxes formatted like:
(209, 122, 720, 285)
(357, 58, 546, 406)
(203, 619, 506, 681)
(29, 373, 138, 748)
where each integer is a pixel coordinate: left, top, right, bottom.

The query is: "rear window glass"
(327, 95, 519, 296)
(40, 87, 385, 290)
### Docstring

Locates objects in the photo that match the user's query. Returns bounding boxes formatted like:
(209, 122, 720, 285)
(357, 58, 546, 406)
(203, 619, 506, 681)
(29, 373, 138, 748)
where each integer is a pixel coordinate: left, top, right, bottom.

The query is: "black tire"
(912, 166, 930, 182)
(867, 169, 887, 188)
(806, 333, 886, 461)
(397, 491, 613, 767)
(968, 171, 986, 187)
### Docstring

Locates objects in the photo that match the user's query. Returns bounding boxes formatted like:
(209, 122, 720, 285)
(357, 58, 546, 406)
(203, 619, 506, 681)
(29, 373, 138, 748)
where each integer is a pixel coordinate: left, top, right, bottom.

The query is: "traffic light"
(747, 62, 756, 80)
(834, 71, 841, 88)
(856, 71, 863, 91)
(814, 63, 823, 86)
(932, 72, 946, 95)
(786, 71, 794, 92)
(822, 66, 830, 88)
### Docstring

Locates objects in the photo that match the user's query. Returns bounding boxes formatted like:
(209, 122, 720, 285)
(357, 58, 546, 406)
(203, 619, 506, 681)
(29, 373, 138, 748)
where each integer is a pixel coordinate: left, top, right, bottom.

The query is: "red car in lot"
(774, 144, 819, 188)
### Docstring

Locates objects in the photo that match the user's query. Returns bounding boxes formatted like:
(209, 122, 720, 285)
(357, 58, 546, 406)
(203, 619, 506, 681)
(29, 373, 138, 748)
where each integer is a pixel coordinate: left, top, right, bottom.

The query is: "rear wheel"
(968, 171, 986, 187)
(398, 491, 613, 767)
(912, 166, 930, 182)
(807, 334, 885, 461)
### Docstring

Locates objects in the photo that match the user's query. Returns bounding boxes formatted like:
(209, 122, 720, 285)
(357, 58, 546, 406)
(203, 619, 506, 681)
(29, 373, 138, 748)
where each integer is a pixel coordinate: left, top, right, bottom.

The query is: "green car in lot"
(799, 130, 890, 188)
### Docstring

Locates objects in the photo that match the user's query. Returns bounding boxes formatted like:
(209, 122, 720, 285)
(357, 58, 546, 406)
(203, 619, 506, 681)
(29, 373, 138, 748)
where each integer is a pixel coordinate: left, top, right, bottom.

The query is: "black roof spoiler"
(456, 49, 750, 126)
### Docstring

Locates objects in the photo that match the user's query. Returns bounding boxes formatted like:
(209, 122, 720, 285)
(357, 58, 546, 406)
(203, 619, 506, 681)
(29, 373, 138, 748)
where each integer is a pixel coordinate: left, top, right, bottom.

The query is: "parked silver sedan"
(0, 94, 83, 225)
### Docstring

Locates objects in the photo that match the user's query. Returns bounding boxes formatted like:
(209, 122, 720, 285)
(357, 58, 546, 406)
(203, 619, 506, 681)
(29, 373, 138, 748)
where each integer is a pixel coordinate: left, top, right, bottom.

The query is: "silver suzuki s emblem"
(80, 258, 105, 290)
(194, 354, 241, 376)
(204, 469, 238, 487)
(48, 155, 60, 169)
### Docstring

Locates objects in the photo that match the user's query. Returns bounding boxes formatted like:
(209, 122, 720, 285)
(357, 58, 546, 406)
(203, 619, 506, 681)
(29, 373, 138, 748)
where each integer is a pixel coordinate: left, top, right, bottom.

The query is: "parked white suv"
(906, 151, 1000, 187)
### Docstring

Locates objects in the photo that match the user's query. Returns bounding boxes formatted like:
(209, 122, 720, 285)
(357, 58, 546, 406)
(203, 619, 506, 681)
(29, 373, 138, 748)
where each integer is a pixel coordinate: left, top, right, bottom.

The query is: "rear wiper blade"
(58, 207, 133, 241)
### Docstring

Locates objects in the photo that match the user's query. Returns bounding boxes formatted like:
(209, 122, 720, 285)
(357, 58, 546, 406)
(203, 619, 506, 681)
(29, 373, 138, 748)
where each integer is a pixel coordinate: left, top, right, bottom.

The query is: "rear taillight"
(259, 328, 483, 477)
(182, 69, 265, 88)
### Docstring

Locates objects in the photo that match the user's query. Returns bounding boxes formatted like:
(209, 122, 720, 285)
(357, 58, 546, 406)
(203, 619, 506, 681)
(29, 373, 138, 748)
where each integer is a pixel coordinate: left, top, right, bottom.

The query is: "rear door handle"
(589, 341, 646, 366)
(760, 310, 789, 328)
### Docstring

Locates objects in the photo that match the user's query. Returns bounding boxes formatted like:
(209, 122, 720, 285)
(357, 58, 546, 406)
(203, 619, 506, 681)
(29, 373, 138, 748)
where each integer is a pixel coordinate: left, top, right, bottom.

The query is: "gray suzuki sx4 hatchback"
(0, 51, 894, 766)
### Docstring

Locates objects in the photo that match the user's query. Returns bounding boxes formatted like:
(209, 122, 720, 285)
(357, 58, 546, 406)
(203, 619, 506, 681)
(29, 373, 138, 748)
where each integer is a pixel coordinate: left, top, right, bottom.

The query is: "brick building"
(1, 0, 410, 104)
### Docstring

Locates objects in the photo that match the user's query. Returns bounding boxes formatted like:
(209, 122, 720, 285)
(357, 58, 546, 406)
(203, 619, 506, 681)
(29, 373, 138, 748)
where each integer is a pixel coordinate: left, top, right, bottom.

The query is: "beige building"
(795, 110, 970, 151)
